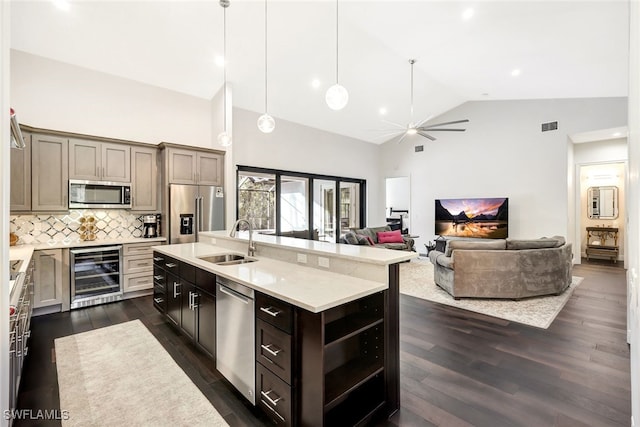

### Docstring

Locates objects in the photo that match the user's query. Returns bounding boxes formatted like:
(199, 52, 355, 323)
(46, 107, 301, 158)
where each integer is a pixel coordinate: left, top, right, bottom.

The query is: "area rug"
(400, 258, 583, 329)
(55, 320, 228, 427)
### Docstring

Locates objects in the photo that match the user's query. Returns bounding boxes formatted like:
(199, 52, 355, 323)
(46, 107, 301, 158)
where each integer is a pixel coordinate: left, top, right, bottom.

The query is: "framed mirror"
(588, 186, 618, 219)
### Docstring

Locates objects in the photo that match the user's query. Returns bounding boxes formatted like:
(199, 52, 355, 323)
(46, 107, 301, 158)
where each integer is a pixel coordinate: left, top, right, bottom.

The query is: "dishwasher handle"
(218, 284, 250, 304)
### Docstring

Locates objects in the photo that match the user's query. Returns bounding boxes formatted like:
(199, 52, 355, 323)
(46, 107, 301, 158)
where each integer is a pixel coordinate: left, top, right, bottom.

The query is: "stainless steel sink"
(198, 254, 257, 266)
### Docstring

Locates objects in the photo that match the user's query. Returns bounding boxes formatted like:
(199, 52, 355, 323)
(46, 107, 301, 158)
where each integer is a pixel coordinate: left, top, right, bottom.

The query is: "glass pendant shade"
(257, 113, 275, 133)
(325, 84, 349, 111)
(217, 131, 232, 147)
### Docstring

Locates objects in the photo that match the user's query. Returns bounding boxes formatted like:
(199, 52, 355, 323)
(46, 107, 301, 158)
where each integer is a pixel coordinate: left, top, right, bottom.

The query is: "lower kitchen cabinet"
(153, 251, 216, 360)
(33, 249, 64, 310)
(123, 242, 157, 294)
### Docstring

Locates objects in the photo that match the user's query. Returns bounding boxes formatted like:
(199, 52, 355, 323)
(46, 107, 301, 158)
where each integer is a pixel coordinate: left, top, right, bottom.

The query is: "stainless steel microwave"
(69, 180, 132, 209)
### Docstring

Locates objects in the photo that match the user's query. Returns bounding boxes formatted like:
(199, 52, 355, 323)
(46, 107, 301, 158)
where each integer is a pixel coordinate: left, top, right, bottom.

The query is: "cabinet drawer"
(123, 254, 154, 274)
(257, 319, 292, 384)
(195, 268, 216, 295)
(124, 271, 153, 292)
(123, 242, 156, 257)
(256, 293, 294, 334)
(257, 363, 293, 427)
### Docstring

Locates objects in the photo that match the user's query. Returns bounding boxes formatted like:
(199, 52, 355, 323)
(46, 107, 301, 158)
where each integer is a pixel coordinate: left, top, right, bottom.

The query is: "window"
(236, 166, 365, 243)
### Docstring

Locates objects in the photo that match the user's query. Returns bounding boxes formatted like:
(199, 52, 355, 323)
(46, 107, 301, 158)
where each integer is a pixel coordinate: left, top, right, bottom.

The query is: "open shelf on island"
(324, 313, 383, 347)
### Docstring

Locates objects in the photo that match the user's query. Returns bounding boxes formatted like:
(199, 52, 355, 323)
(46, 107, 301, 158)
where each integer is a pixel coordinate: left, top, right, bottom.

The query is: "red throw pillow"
(377, 230, 404, 244)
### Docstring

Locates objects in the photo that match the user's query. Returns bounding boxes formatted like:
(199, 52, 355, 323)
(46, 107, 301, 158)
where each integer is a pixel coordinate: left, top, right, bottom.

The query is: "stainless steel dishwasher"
(216, 276, 256, 405)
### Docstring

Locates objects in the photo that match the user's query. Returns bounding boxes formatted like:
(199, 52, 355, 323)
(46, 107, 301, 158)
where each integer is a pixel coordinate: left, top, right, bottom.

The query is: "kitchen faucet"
(230, 219, 256, 257)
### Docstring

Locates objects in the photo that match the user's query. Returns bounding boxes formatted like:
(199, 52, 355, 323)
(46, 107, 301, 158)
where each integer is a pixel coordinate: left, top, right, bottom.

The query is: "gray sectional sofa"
(428, 236, 572, 299)
(341, 226, 415, 251)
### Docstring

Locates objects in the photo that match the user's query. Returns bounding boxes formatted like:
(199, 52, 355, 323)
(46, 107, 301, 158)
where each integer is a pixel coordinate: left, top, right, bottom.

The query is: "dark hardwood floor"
(15, 259, 630, 426)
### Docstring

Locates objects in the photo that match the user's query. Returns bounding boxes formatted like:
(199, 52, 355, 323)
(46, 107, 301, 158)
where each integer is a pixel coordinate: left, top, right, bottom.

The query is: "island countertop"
(200, 230, 417, 265)
(153, 242, 394, 313)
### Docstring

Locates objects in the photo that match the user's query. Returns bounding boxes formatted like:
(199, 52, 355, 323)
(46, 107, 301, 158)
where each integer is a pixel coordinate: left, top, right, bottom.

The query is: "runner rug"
(55, 319, 228, 426)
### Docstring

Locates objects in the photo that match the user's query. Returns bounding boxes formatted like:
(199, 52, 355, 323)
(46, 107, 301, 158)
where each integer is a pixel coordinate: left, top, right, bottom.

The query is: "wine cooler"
(70, 246, 123, 309)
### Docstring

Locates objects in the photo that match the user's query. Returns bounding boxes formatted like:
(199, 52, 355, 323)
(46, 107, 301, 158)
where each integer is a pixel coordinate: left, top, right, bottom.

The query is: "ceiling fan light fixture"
(326, 84, 349, 110)
(257, 113, 275, 133)
(406, 127, 417, 135)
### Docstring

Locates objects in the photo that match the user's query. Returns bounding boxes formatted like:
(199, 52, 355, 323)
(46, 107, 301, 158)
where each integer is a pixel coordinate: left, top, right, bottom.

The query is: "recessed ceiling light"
(214, 56, 225, 67)
(379, 107, 387, 115)
(311, 79, 321, 89)
(52, 0, 70, 11)
(511, 69, 521, 77)
(462, 8, 474, 21)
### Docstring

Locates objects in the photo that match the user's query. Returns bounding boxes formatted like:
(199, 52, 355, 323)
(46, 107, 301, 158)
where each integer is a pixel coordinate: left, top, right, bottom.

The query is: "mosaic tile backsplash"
(10, 210, 146, 245)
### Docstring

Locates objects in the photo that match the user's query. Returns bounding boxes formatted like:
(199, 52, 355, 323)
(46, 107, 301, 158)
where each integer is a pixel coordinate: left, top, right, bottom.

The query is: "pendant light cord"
(222, 3, 227, 132)
(264, 0, 268, 113)
(335, 0, 339, 84)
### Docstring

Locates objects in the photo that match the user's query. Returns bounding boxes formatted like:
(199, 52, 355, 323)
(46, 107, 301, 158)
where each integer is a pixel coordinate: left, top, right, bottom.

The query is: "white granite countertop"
(201, 230, 417, 265)
(153, 242, 390, 313)
(9, 245, 35, 303)
(15, 236, 167, 251)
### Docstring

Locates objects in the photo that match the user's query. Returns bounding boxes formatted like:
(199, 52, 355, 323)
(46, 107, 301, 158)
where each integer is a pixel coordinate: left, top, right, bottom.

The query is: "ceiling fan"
(379, 59, 469, 143)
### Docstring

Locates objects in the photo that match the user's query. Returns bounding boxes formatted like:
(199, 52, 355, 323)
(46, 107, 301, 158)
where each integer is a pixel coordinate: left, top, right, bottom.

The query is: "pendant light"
(325, 0, 348, 110)
(217, 0, 232, 147)
(257, 0, 275, 133)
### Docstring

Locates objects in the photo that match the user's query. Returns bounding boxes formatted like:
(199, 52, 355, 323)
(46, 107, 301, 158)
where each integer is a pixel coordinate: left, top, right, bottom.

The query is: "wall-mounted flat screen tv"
(435, 197, 508, 239)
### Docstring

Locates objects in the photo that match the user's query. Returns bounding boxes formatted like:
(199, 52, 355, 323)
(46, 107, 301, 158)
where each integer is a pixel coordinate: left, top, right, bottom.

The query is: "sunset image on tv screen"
(435, 197, 508, 239)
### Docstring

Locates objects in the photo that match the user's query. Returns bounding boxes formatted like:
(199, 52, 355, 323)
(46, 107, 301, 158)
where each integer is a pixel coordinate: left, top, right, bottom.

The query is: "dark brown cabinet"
(256, 293, 295, 426)
(153, 252, 216, 360)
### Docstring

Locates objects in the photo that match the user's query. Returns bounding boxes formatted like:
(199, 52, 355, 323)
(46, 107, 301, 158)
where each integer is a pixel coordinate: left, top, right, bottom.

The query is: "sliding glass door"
(236, 166, 365, 243)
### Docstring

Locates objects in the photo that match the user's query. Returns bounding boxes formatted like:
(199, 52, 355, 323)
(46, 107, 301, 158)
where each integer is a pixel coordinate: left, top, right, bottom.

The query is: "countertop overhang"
(153, 242, 395, 313)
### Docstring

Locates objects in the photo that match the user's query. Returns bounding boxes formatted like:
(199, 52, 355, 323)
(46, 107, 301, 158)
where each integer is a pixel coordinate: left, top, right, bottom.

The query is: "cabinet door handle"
(261, 390, 282, 407)
(260, 344, 282, 357)
(173, 282, 181, 297)
(166, 263, 178, 268)
(193, 292, 199, 309)
(259, 306, 281, 317)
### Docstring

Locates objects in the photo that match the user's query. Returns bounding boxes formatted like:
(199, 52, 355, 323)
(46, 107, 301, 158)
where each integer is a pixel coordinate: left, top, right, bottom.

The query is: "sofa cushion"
(343, 232, 359, 245)
(506, 237, 563, 250)
(377, 242, 407, 250)
(377, 230, 404, 244)
(445, 239, 506, 256)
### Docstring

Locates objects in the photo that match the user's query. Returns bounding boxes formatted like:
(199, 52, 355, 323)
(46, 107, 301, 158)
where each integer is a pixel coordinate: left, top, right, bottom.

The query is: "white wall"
(10, 50, 214, 148)
(379, 98, 627, 253)
(627, 1, 639, 423)
(231, 108, 383, 227)
(1, 3, 10, 425)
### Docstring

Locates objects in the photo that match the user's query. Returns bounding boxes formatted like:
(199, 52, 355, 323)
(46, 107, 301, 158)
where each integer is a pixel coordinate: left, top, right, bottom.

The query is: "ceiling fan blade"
(417, 131, 436, 141)
(418, 128, 467, 132)
(397, 132, 409, 144)
(381, 119, 409, 130)
(415, 115, 434, 128)
(420, 119, 470, 129)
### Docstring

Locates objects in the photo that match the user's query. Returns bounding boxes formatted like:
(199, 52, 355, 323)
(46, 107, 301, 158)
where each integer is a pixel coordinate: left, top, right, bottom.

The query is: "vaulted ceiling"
(10, 0, 629, 143)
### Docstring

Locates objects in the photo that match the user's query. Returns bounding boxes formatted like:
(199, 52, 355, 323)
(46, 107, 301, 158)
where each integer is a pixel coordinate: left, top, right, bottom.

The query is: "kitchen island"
(153, 234, 416, 426)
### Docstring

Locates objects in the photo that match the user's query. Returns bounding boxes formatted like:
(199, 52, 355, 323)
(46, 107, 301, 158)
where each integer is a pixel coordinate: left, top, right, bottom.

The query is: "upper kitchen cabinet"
(31, 134, 69, 211)
(131, 146, 159, 211)
(10, 131, 31, 212)
(69, 139, 131, 183)
(161, 144, 224, 186)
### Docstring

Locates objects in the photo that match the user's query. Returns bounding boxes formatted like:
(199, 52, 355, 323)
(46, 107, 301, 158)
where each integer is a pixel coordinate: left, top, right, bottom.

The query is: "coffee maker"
(143, 214, 159, 238)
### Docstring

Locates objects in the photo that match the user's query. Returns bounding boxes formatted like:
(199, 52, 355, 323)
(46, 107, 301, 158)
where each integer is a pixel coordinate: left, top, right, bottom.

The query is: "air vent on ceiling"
(541, 121, 558, 132)
(415, 145, 424, 152)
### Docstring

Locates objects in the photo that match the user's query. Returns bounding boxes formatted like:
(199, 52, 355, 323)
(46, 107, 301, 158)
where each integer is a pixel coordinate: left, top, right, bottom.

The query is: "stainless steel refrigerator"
(168, 185, 225, 244)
